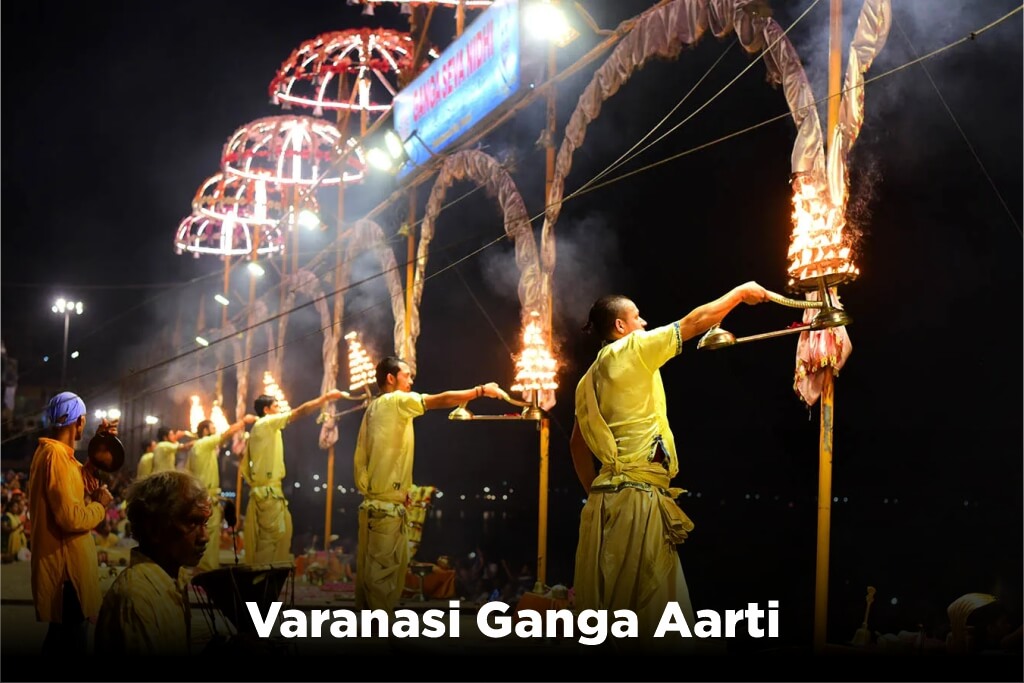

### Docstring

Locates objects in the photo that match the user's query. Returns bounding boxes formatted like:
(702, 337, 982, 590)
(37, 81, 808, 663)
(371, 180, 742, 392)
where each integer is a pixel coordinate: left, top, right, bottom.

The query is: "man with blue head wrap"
(28, 391, 115, 655)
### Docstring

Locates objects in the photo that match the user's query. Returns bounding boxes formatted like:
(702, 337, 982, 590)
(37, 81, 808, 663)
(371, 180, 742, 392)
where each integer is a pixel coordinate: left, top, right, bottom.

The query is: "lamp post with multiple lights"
(51, 298, 83, 387)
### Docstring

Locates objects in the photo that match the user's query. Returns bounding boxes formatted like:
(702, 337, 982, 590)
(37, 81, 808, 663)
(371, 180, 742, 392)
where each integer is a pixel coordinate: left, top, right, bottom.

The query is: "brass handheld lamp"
(697, 279, 852, 351)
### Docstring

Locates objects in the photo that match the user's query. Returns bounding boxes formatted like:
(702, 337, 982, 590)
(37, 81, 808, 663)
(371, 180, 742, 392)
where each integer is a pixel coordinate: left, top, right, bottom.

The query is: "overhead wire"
(892, 13, 1022, 238)
(5, 4, 1018, 444)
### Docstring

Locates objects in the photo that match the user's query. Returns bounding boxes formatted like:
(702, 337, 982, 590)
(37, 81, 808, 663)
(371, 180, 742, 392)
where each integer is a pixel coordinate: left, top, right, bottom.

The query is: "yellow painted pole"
(456, 0, 465, 37)
(533, 41, 558, 589)
(814, 0, 843, 654)
(537, 417, 550, 586)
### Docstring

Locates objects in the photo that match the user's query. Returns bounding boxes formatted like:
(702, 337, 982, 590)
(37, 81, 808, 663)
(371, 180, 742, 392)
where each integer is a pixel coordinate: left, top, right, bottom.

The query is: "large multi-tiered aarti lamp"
(447, 311, 559, 585)
(697, 176, 856, 351)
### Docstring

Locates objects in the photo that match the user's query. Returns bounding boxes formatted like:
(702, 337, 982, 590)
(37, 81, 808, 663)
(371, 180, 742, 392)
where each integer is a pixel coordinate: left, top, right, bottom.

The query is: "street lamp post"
(51, 298, 83, 387)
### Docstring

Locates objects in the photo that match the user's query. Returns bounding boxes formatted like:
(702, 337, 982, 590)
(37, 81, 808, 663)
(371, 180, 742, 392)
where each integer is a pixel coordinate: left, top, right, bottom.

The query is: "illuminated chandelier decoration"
(269, 29, 438, 120)
(221, 115, 364, 187)
(343, 0, 493, 15)
(176, 173, 288, 257)
(262, 370, 291, 412)
(510, 311, 558, 401)
(345, 331, 376, 395)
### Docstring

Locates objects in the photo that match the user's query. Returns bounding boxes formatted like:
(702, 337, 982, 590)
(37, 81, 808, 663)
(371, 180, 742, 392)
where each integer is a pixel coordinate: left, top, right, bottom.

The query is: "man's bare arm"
(570, 421, 597, 495)
(287, 390, 345, 424)
(423, 382, 502, 411)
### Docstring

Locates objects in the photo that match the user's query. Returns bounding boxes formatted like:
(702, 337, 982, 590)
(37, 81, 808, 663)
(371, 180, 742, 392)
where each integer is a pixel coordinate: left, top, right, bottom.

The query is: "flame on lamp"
(786, 175, 860, 289)
(209, 401, 231, 434)
(189, 395, 207, 434)
(263, 371, 291, 412)
(510, 312, 558, 396)
(345, 331, 376, 393)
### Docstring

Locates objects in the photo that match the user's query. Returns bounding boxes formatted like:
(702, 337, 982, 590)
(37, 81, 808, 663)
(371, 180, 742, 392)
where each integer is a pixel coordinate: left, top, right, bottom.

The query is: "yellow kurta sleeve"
(45, 449, 105, 533)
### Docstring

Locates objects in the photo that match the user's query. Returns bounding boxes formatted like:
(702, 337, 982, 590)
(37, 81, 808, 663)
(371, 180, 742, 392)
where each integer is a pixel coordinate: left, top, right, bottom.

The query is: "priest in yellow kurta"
(353, 356, 501, 614)
(136, 439, 156, 479)
(152, 427, 192, 473)
(241, 389, 344, 564)
(185, 413, 256, 572)
(570, 282, 768, 649)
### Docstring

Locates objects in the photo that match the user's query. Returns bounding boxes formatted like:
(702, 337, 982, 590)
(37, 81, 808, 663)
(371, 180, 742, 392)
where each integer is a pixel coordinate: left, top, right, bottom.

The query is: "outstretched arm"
(423, 382, 503, 411)
(569, 421, 597, 495)
(219, 414, 257, 444)
(288, 389, 345, 424)
(677, 281, 769, 342)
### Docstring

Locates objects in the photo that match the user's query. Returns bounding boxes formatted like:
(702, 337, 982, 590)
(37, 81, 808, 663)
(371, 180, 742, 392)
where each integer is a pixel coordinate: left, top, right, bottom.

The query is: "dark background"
(2, 0, 1021, 674)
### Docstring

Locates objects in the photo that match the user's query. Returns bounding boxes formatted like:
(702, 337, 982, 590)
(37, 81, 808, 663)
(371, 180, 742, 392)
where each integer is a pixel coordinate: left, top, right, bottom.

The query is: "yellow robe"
(573, 323, 696, 650)
(241, 411, 292, 564)
(94, 549, 191, 656)
(4, 512, 27, 556)
(136, 452, 154, 479)
(353, 391, 425, 612)
(185, 434, 224, 572)
(152, 441, 178, 473)
(28, 438, 105, 622)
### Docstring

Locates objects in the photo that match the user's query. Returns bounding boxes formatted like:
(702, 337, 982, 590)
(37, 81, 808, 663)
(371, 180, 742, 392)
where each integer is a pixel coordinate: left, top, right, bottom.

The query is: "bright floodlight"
(525, 1, 578, 46)
(52, 298, 84, 314)
(214, 294, 230, 306)
(195, 336, 210, 347)
(70, 351, 80, 359)
(108, 408, 121, 420)
(384, 130, 405, 160)
(297, 208, 321, 230)
(247, 261, 265, 277)
(366, 147, 392, 172)
(95, 410, 108, 419)
(144, 415, 159, 425)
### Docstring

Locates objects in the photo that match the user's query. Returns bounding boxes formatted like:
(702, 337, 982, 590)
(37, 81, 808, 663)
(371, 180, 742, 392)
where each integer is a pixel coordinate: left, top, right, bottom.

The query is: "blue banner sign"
(392, 0, 521, 178)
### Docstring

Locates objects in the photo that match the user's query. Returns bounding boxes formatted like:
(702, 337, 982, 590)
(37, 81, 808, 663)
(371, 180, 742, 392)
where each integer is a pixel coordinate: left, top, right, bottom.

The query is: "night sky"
(2, 0, 1022, 666)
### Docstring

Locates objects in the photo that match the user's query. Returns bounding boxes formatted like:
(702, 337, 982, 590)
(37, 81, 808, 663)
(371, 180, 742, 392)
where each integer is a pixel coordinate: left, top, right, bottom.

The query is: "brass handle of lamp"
(316, 390, 373, 423)
(766, 290, 824, 309)
(449, 386, 542, 421)
(494, 387, 530, 408)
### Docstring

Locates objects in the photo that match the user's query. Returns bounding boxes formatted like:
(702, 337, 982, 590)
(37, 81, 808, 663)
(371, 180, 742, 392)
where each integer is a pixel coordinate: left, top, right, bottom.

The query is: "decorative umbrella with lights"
(269, 28, 438, 121)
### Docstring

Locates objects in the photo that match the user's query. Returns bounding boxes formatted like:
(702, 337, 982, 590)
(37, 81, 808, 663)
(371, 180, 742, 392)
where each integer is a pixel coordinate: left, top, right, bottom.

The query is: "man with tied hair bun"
(353, 356, 503, 614)
(570, 282, 769, 650)
(241, 388, 344, 564)
(95, 470, 212, 656)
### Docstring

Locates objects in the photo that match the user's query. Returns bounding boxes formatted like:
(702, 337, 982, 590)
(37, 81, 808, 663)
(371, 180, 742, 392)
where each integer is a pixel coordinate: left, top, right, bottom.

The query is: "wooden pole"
(325, 73, 354, 552)
(405, 191, 416, 361)
(215, 256, 231, 405)
(236, 233, 259, 514)
(814, 0, 843, 654)
(324, 190, 345, 552)
(534, 42, 558, 588)
(456, 0, 465, 37)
